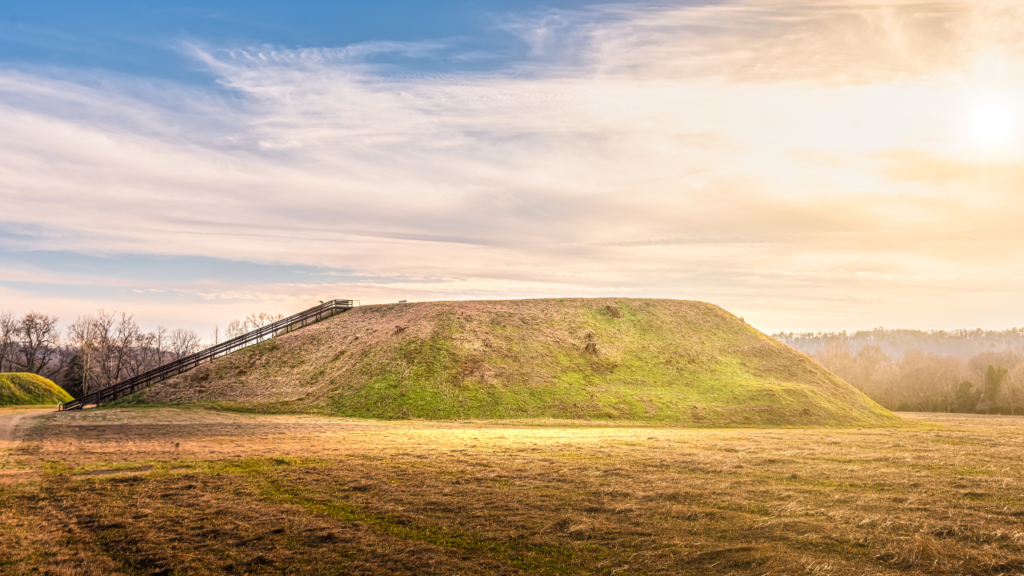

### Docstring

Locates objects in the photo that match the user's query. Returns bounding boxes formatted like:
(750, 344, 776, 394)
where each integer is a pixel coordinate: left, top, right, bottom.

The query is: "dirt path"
(0, 407, 53, 479)
(0, 408, 52, 443)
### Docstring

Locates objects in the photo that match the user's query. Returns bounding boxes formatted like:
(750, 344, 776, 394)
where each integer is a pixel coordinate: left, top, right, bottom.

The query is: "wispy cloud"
(3, 0, 1024, 332)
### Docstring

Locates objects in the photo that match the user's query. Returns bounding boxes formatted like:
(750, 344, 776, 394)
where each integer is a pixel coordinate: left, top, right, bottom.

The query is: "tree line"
(10, 311, 1022, 413)
(0, 310, 282, 399)
(775, 330, 1024, 414)
(773, 328, 1024, 359)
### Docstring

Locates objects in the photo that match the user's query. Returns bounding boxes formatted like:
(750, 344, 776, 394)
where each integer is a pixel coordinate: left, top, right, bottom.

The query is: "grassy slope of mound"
(0, 373, 73, 406)
(139, 298, 897, 426)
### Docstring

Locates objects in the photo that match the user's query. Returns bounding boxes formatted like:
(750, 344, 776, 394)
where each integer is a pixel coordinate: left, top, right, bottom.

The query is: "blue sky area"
(1, 0, 605, 81)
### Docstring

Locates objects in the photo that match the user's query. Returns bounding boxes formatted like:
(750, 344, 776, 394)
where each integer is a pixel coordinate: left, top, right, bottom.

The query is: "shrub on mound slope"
(142, 298, 897, 426)
(0, 373, 73, 406)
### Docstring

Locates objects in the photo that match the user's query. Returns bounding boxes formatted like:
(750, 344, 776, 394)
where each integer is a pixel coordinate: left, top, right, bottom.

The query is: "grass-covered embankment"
(0, 373, 72, 406)
(138, 298, 896, 426)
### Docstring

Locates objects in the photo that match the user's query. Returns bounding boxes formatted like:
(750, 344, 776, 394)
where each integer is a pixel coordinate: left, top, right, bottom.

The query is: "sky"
(2, 0, 1024, 336)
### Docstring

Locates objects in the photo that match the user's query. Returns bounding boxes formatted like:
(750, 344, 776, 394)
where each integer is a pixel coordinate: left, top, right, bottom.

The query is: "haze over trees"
(775, 329, 1024, 414)
(0, 309, 282, 399)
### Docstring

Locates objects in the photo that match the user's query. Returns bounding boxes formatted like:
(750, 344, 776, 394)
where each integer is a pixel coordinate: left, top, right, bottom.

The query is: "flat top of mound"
(0, 373, 72, 406)
(141, 298, 897, 427)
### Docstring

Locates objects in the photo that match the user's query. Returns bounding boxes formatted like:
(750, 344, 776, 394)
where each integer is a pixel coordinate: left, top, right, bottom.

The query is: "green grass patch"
(0, 373, 72, 406)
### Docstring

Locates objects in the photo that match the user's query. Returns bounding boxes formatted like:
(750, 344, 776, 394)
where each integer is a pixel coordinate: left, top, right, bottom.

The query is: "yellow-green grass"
(133, 298, 896, 427)
(0, 373, 71, 406)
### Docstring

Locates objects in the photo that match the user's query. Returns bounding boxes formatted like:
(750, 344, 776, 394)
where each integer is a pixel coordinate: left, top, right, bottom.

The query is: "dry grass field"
(2, 407, 1023, 575)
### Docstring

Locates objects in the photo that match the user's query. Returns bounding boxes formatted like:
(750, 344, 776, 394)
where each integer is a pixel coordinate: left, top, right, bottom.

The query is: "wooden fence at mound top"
(60, 299, 358, 411)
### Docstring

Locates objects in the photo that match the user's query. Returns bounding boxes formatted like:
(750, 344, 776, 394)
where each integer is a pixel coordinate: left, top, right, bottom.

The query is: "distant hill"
(137, 298, 897, 427)
(0, 373, 73, 406)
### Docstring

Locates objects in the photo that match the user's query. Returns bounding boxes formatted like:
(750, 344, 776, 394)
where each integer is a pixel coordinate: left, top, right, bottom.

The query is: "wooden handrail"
(60, 299, 357, 411)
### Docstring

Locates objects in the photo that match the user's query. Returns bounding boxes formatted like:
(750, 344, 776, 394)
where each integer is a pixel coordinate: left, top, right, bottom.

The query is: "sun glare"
(965, 94, 1020, 150)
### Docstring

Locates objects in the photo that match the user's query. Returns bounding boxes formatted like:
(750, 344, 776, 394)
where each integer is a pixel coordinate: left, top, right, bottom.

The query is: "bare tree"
(863, 363, 900, 409)
(0, 311, 18, 373)
(895, 350, 933, 412)
(113, 313, 140, 378)
(169, 328, 202, 359)
(244, 312, 283, 332)
(817, 337, 853, 375)
(93, 311, 139, 387)
(68, 314, 100, 395)
(127, 331, 160, 378)
(219, 312, 284, 348)
(225, 319, 245, 339)
(968, 350, 1016, 379)
(91, 311, 116, 386)
(1006, 364, 1024, 416)
(12, 312, 62, 377)
(933, 356, 969, 413)
(154, 326, 169, 367)
(849, 345, 889, 391)
(1009, 347, 1024, 368)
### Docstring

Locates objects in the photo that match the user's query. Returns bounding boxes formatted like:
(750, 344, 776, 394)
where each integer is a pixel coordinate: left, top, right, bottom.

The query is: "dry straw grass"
(1, 409, 1023, 574)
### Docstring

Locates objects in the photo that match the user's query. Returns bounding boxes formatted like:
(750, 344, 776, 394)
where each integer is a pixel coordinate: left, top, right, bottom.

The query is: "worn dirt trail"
(0, 407, 54, 479)
(0, 408, 53, 443)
